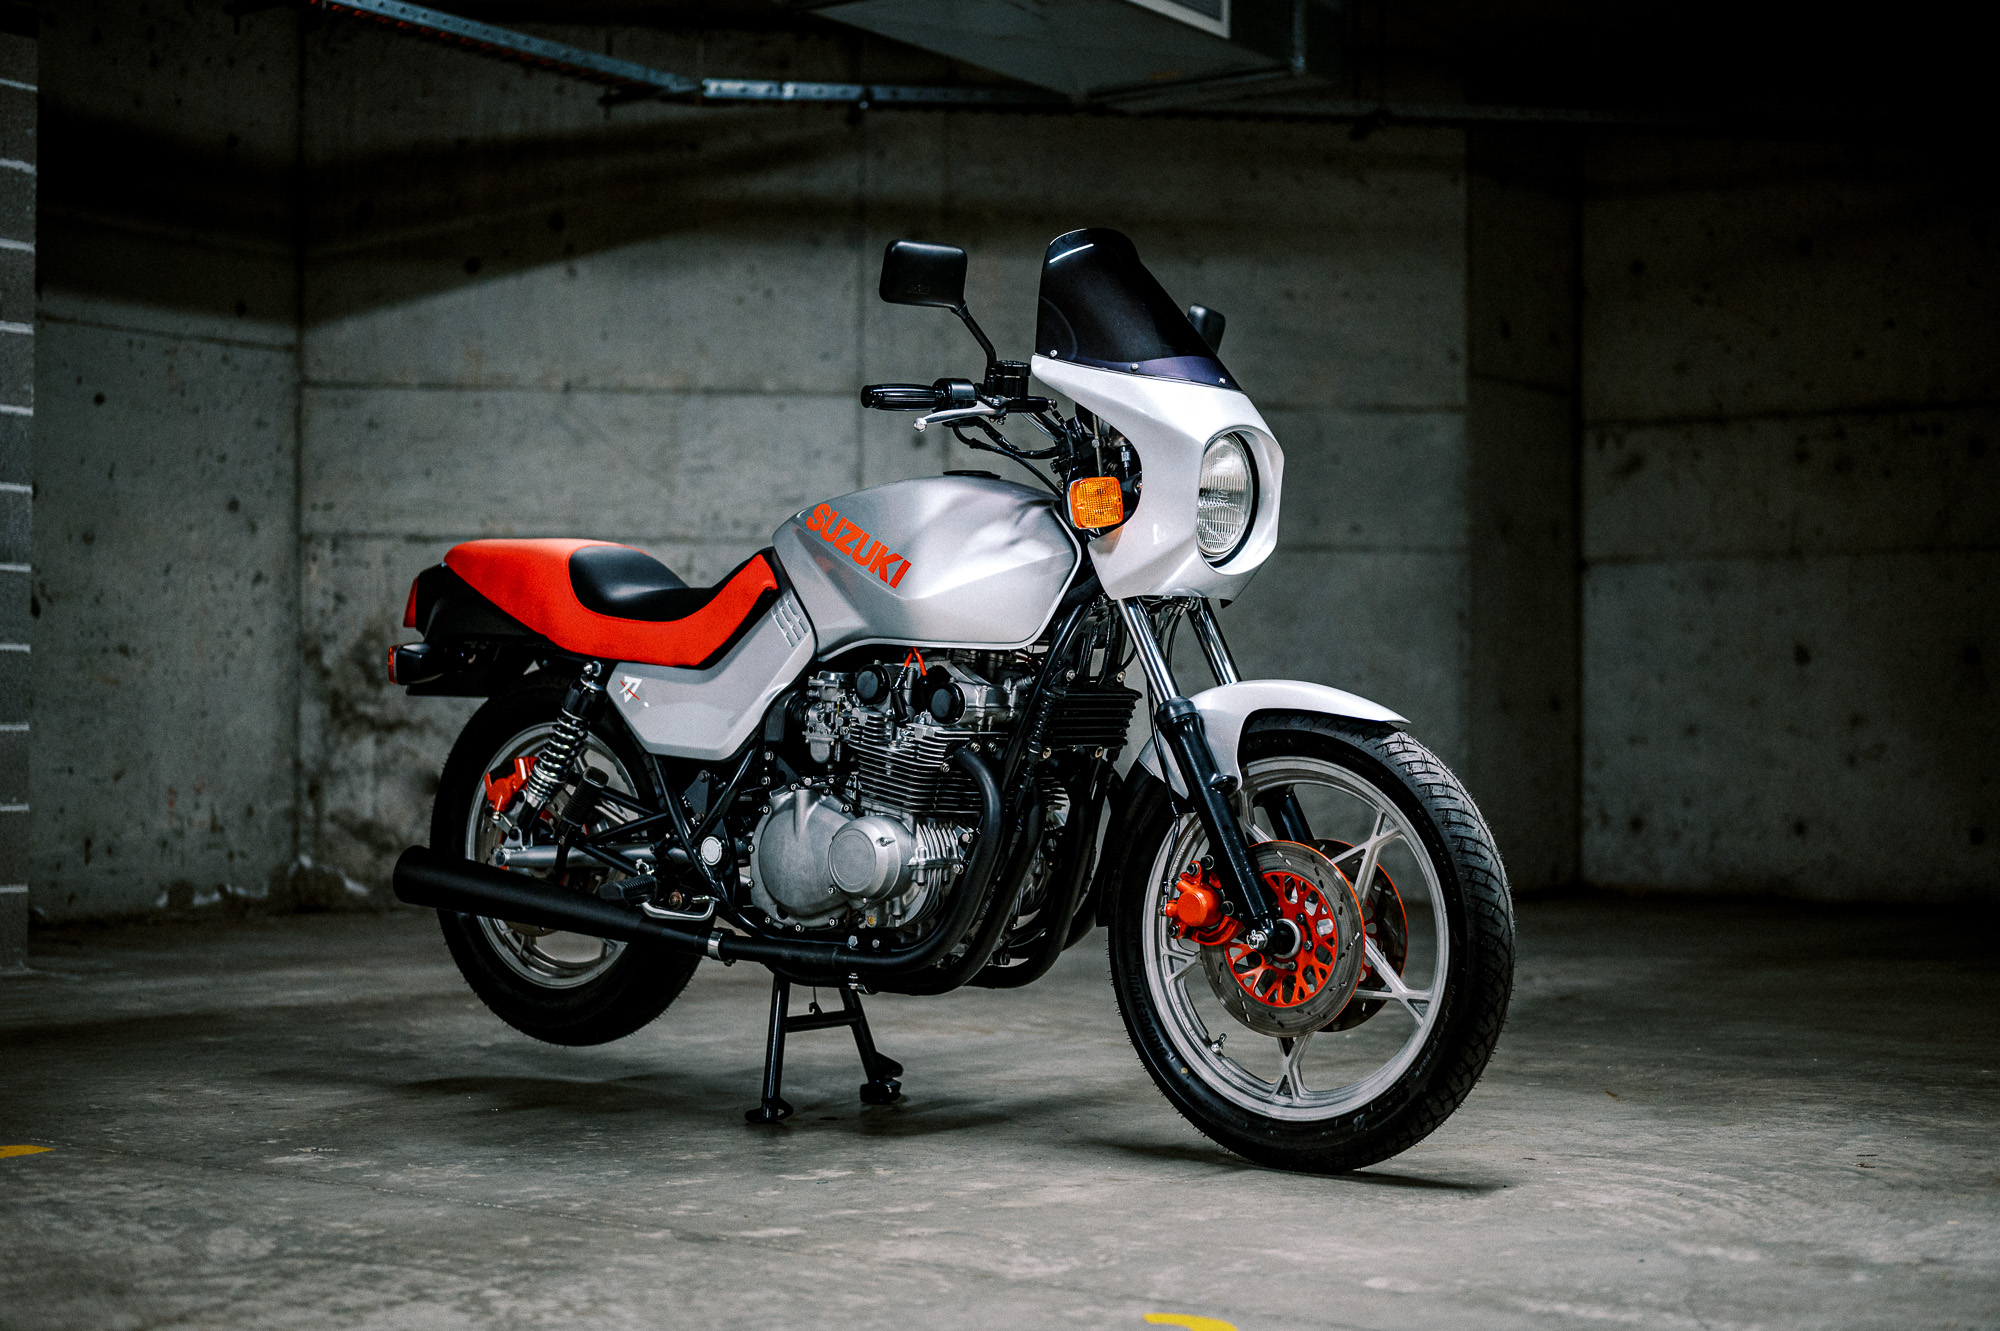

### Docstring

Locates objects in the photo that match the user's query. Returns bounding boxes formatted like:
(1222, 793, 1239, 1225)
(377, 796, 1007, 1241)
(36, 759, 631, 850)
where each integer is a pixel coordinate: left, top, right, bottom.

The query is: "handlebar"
(861, 378, 981, 412)
(860, 383, 945, 411)
(860, 373, 1077, 495)
(862, 378, 1054, 417)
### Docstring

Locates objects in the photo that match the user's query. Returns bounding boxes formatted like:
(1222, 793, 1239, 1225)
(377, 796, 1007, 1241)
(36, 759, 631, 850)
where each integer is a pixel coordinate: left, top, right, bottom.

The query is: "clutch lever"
(913, 401, 1004, 433)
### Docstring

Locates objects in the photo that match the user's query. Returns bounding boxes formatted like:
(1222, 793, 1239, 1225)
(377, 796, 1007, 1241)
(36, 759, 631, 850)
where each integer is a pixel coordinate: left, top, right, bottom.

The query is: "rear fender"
(407, 563, 539, 642)
(396, 563, 566, 697)
(1133, 680, 1406, 798)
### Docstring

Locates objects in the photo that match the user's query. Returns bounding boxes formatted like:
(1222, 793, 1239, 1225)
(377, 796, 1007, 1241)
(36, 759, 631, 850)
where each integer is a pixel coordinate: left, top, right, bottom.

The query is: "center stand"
(745, 972, 904, 1123)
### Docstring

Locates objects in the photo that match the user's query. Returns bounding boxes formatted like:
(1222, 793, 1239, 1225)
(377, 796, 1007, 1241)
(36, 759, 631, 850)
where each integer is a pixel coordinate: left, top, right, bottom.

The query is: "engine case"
(749, 788, 849, 924)
(748, 787, 962, 931)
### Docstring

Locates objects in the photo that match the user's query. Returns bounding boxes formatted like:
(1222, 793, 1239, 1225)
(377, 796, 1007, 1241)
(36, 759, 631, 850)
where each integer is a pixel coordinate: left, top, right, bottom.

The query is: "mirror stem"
(953, 303, 998, 372)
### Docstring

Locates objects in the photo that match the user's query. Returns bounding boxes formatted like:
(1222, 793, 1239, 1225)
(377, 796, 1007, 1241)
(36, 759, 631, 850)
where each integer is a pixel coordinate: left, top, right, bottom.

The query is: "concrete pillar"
(1463, 129, 1581, 893)
(0, 21, 31, 968)
(32, 3, 300, 921)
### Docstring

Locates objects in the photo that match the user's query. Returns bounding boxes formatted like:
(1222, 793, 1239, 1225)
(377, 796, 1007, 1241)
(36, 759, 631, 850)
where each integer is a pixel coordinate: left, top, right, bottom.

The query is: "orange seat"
(442, 539, 779, 669)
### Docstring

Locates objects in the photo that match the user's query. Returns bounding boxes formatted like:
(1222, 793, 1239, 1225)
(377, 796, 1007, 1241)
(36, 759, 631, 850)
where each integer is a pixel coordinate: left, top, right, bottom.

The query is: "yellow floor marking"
(1145, 1317, 1238, 1331)
(0, 1145, 51, 1159)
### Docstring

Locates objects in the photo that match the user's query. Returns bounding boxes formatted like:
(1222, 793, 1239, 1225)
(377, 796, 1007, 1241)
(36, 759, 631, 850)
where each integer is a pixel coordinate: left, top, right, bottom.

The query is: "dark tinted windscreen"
(1035, 229, 1236, 389)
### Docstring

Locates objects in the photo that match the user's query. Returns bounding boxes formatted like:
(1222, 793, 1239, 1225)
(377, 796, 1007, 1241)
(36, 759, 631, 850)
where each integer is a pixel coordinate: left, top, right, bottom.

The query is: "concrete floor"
(1, 897, 1995, 1331)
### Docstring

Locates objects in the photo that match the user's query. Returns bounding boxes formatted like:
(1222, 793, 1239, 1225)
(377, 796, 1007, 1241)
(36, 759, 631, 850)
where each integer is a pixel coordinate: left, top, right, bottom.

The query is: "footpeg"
(597, 873, 658, 904)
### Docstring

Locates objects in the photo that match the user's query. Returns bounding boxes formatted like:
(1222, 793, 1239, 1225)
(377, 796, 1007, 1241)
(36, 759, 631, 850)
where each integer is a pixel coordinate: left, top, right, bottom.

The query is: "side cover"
(771, 474, 1080, 654)
(609, 593, 815, 762)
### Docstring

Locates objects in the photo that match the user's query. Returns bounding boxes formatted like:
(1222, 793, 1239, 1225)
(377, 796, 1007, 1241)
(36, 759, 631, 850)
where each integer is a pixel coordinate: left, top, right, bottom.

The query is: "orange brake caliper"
(1167, 859, 1345, 1012)
(1163, 860, 1241, 947)
(483, 756, 536, 814)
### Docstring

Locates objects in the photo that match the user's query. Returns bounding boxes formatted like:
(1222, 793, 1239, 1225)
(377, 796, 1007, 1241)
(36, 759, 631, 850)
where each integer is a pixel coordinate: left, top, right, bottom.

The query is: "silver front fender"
(1134, 680, 1407, 797)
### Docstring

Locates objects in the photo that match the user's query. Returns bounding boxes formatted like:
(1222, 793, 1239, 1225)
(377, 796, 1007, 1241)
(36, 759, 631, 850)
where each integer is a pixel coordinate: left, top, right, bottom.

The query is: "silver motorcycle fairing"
(1030, 355, 1283, 602)
(1133, 679, 1407, 796)
(771, 474, 1080, 654)
(609, 592, 814, 761)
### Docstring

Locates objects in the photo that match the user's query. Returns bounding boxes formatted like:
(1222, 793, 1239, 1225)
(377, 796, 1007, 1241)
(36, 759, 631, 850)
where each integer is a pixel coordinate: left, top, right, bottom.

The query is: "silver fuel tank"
(772, 474, 1080, 654)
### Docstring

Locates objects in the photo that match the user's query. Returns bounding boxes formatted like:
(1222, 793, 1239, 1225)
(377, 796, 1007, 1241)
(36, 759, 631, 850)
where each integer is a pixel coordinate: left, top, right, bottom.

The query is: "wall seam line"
(1586, 545, 2000, 566)
(1589, 399, 2000, 430)
(36, 313, 296, 354)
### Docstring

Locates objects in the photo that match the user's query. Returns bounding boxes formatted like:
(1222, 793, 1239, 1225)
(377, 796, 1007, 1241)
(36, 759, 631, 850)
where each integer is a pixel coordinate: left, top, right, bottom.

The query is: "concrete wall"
(1462, 130, 1580, 893)
(27, 9, 1992, 919)
(1580, 139, 1998, 898)
(294, 17, 1471, 891)
(31, 2, 300, 920)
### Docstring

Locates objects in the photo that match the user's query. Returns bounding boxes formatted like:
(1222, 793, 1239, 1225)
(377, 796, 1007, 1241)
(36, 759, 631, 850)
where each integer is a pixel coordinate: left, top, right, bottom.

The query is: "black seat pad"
(569, 545, 711, 621)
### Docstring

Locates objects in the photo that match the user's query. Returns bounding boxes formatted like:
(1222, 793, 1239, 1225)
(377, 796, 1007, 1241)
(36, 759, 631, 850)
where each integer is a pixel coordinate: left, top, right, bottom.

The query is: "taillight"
(1067, 476, 1124, 530)
(388, 642, 442, 686)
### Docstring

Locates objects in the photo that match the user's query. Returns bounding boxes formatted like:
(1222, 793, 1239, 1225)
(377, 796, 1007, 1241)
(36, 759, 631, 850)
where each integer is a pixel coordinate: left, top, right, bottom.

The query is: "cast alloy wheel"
(464, 720, 634, 991)
(1109, 714, 1514, 1173)
(1142, 755, 1447, 1120)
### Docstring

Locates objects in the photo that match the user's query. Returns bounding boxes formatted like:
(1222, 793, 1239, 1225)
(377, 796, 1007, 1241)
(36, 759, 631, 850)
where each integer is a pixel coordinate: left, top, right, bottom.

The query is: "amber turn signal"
(1067, 475, 1124, 529)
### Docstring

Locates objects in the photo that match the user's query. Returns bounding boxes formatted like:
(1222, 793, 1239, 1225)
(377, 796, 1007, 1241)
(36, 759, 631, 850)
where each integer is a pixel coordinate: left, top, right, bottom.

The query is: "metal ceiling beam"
(302, 0, 1064, 109)
(310, 0, 698, 94)
(287, 0, 1859, 138)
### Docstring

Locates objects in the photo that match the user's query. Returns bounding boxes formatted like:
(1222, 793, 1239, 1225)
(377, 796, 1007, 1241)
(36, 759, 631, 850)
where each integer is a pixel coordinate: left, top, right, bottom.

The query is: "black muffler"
(392, 748, 1007, 982)
(393, 846, 712, 951)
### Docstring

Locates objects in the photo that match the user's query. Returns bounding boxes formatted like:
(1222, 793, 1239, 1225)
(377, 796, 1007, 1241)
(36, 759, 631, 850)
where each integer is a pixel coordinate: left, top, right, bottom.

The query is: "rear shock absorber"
(516, 660, 607, 818)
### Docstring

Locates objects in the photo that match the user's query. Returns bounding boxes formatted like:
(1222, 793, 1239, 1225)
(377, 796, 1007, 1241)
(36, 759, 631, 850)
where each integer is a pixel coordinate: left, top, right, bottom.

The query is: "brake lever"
(913, 402, 1004, 433)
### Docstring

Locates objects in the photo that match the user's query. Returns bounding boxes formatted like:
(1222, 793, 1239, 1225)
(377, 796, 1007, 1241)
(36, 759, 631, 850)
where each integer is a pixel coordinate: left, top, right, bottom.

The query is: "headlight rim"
(1195, 430, 1259, 566)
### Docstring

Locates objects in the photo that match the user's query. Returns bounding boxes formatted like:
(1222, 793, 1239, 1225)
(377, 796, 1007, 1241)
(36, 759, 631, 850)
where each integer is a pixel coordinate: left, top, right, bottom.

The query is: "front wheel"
(1109, 714, 1514, 1173)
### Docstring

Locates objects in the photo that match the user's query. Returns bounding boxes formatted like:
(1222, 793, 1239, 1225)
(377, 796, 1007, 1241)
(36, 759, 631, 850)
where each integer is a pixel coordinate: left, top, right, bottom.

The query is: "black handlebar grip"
(861, 383, 942, 411)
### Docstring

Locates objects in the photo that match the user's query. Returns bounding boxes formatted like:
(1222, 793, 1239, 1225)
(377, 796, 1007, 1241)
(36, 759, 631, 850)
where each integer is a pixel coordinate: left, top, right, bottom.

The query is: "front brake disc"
(1314, 838, 1409, 1032)
(1201, 841, 1365, 1038)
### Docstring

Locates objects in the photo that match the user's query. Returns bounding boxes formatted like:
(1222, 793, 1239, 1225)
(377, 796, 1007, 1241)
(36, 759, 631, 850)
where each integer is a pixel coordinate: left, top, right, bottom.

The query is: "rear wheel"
(431, 687, 699, 1046)
(1109, 714, 1513, 1173)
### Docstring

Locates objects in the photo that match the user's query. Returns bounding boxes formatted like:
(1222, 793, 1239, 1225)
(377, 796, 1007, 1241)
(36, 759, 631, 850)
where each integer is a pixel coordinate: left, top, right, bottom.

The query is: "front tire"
(431, 686, 700, 1046)
(1109, 714, 1513, 1173)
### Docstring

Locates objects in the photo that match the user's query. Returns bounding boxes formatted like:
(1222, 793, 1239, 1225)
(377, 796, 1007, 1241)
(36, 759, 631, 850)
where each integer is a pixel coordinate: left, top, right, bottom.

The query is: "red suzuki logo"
(807, 504, 912, 588)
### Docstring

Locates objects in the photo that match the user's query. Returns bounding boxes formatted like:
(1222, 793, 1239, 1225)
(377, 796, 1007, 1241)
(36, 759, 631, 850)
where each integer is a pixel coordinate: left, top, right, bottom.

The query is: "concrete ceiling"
(333, 1, 1996, 133)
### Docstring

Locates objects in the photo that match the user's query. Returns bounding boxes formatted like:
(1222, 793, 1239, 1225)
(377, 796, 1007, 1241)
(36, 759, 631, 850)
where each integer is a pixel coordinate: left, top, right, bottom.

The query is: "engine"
(748, 657, 1022, 934)
(746, 648, 1140, 937)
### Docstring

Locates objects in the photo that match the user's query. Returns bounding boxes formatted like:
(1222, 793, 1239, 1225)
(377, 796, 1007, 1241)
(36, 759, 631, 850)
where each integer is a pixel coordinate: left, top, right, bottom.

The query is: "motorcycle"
(387, 228, 1514, 1173)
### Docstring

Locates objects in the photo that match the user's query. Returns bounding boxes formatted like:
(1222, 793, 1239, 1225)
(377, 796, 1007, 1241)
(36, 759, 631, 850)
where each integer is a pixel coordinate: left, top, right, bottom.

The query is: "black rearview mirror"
(1186, 304, 1226, 354)
(880, 240, 968, 309)
(879, 238, 1000, 375)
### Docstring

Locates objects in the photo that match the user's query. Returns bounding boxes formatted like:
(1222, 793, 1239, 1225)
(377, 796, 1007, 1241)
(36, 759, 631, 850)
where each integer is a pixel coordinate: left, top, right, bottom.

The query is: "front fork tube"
(1182, 599, 1315, 864)
(1116, 599, 1285, 947)
(1258, 789, 1313, 843)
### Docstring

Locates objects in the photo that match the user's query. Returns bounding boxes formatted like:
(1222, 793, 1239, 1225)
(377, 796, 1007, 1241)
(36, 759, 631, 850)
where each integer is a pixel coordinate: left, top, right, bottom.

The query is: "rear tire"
(1108, 714, 1513, 1173)
(431, 686, 699, 1047)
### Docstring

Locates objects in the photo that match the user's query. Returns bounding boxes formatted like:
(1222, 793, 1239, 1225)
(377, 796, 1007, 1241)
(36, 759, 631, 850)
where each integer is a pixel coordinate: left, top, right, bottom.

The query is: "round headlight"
(1196, 432, 1257, 563)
